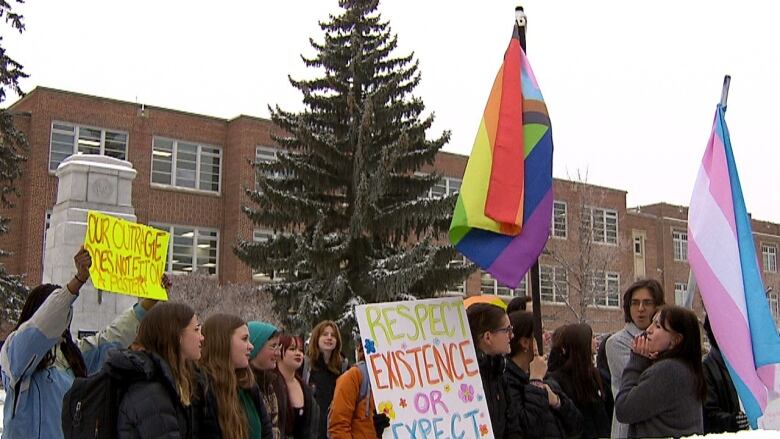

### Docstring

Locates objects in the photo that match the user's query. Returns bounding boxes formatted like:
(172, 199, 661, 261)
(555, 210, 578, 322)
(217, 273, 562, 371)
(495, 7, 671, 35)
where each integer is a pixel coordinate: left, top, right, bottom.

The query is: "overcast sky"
(5, 0, 779, 222)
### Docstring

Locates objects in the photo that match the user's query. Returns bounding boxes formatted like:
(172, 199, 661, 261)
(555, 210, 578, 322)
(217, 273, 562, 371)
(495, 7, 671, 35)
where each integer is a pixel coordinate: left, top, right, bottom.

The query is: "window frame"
(151, 223, 220, 276)
(762, 243, 778, 273)
(151, 136, 223, 194)
(590, 270, 621, 308)
(552, 201, 568, 239)
(480, 270, 527, 297)
(584, 206, 619, 245)
(49, 121, 129, 172)
(540, 264, 568, 304)
(672, 229, 688, 262)
(674, 282, 688, 306)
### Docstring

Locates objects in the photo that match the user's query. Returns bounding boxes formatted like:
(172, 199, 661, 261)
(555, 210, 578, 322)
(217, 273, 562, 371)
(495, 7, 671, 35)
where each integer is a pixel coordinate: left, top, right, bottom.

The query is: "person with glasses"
(466, 303, 523, 439)
(605, 279, 665, 438)
(249, 321, 287, 439)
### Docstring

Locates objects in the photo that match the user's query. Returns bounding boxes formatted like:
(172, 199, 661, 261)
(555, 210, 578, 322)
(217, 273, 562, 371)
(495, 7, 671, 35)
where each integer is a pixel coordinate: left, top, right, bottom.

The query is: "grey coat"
(615, 354, 703, 438)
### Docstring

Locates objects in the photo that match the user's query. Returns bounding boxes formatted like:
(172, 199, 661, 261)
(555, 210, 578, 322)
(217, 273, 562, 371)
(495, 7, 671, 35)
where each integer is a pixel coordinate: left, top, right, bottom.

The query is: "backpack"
(61, 368, 127, 439)
(326, 362, 373, 439)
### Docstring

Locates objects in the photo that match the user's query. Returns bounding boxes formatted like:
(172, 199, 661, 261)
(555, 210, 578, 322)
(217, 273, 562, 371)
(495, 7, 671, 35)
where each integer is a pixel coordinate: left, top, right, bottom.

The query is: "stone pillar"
(42, 154, 138, 334)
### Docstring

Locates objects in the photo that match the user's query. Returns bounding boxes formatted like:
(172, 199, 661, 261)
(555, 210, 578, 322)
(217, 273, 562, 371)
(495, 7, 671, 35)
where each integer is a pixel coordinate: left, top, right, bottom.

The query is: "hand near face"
(631, 334, 658, 360)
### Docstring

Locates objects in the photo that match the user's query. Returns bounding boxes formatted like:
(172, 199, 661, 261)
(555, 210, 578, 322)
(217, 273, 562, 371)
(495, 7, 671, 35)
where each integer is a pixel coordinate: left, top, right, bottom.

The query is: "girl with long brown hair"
(303, 320, 348, 439)
(201, 313, 272, 439)
(547, 323, 611, 439)
(110, 302, 206, 438)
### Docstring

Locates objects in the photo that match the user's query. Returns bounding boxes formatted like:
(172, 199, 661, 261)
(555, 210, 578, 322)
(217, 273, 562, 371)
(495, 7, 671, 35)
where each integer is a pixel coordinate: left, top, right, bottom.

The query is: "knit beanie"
(248, 321, 278, 359)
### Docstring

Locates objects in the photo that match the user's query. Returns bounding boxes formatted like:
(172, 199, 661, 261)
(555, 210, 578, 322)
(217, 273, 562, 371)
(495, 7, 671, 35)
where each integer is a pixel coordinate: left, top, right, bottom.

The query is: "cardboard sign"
(355, 297, 495, 439)
(83, 211, 170, 300)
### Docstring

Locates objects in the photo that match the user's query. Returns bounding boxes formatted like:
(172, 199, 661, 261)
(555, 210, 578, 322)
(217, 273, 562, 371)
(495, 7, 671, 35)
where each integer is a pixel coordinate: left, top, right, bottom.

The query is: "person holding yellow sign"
(0, 247, 166, 439)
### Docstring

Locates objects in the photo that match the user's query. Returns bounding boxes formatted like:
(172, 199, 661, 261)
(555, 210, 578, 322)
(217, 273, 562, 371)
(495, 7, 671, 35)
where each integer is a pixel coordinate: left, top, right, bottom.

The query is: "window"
(583, 207, 618, 245)
(590, 271, 620, 307)
(480, 271, 526, 297)
(634, 235, 644, 256)
(673, 229, 688, 262)
(551, 201, 567, 239)
(252, 229, 279, 282)
(428, 177, 462, 198)
(255, 146, 288, 190)
(448, 257, 468, 294)
(763, 244, 778, 273)
(49, 122, 128, 171)
(540, 265, 568, 303)
(674, 282, 688, 305)
(152, 137, 222, 193)
(152, 224, 219, 275)
(769, 292, 779, 322)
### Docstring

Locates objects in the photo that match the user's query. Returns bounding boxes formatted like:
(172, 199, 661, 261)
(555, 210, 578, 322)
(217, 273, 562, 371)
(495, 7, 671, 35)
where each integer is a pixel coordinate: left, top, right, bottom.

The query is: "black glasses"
(491, 325, 513, 335)
(630, 299, 656, 308)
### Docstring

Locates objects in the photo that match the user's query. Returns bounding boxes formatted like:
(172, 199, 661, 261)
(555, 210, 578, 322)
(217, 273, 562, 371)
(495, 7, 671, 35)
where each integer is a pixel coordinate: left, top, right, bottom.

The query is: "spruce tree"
(236, 0, 472, 335)
(0, 0, 29, 327)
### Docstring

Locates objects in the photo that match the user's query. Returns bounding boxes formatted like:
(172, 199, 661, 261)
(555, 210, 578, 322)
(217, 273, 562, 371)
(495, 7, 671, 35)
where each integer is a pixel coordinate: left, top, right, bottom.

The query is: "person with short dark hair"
(615, 306, 706, 438)
(506, 295, 532, 314)
(605, 278, 665, 438)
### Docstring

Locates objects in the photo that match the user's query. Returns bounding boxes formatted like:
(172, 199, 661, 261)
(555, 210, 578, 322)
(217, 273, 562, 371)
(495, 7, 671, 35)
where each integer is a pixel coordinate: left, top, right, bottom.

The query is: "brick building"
(3, 87, 779, 335)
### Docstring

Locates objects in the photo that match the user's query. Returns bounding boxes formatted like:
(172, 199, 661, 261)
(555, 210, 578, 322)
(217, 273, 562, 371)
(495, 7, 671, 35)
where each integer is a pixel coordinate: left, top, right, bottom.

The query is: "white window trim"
(540, 265, 568, 305)
(762, 243, 778, 273)
(589, 271, 621, 308)
(552, 200, 568, 239)
(672, 229, 688, 262)
(152, 223, 220, 276)
(584, 206, 619, 246)
(674, 282, 688, 306)
(480, 271, 527, 298)
(151, 136, 223, 195)
(49, 121, 129, 172)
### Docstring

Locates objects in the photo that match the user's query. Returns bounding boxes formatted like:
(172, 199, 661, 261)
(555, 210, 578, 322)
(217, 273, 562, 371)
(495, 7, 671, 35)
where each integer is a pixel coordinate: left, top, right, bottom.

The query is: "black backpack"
(61, 368, 127, 439)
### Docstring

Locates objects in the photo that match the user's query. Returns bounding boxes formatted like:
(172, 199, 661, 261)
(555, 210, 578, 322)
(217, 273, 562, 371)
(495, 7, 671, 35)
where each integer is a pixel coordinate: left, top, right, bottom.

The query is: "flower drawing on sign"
(480, 424, 490, 437)
(444, 384, 452, 393)
(399, 398, 408, 409)
(364, 338, 376, 354)
(459, 384, 475, 403)
(378, 401, 396, 420)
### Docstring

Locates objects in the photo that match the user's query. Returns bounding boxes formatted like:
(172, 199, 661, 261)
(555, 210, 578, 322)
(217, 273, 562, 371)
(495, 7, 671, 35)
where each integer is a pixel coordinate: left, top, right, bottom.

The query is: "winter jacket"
(476, 350, 523, 439)
(615, 353, 703, 438)
(605, 323, 642, 439)
(327, 364, 376, 439)
(109, 349, 212, 439)
(548, 369, 611, 439)
(504, 360, 582, 439)
(0, 286, 146, 439)
(306, 355, 346, 439)
(284, 375, 320, 439)
(203, 376, 274, 439)
(703, 346, 742, 434)
(256, 369, 288, 439)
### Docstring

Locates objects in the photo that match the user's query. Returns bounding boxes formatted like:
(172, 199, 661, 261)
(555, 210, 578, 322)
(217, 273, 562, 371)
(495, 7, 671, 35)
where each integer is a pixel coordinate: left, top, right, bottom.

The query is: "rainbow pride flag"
(448, 24, 553, 288)
(688, 104, 780, 428)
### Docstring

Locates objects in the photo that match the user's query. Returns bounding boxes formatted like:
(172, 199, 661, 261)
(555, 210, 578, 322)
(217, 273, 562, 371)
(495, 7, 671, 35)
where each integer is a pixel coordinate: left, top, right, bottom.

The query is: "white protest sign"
(355, 297, 495, 439)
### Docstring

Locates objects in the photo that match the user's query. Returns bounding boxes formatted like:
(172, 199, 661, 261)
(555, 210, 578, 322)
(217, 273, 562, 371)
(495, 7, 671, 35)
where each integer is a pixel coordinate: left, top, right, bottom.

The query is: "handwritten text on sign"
(83, 211, 170, 300)
(356, 298, 495, 439)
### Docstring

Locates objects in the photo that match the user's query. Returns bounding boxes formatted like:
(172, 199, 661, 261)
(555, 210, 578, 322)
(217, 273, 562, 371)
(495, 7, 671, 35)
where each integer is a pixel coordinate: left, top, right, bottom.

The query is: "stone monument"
(42, 154, 138, 334)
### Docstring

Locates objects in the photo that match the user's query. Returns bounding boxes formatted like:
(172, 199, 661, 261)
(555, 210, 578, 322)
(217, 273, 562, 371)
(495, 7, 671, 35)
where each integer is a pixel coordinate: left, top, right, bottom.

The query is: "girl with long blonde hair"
(201, 313, 272, 439)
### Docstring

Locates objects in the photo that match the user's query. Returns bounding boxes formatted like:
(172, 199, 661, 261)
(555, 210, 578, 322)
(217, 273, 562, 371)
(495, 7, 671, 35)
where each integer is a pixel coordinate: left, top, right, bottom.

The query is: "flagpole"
(684, 75, 732, 310)
(515, 5, 544, 356)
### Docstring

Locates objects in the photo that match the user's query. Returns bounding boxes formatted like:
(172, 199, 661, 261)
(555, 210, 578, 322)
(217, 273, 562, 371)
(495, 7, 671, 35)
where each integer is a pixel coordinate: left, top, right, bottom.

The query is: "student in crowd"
(112, 302, 207, 437)
(506, 295, 532, 314)
(605, 278, 665, 438)
(248, 321, 286, 439)
(505, 311, 582, 439)
(702, 315, 749, 433)
(547, 323, 611, 439)
(276, 333, 319, 439)
(614, 306, 706, 438)
(201, 314, 272, 439)
(595, 333, 614, 418)
(328, 341, 388, 439)
(466, 303, 523, 438)
(0, 247, 161, 439)
(304, 320, 348, 439)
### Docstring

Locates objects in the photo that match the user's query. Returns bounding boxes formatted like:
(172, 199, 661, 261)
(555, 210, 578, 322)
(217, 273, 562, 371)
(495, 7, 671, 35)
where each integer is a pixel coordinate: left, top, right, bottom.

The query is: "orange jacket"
(328, 364, 377, 439)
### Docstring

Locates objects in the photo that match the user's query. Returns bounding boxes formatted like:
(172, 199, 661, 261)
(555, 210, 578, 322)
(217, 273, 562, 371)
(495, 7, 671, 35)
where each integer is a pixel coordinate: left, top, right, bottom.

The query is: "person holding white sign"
(466, 303, 523, 439)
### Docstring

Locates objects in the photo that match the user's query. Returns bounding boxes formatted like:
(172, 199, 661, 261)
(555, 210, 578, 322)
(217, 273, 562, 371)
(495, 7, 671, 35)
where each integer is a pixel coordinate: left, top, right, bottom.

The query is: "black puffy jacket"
(476, 350, 523, 439)
(106, 349, 213, 439)
(548, 370, 610, 439)
(505, 360, 582, 439)
(703, 346, 742, 433)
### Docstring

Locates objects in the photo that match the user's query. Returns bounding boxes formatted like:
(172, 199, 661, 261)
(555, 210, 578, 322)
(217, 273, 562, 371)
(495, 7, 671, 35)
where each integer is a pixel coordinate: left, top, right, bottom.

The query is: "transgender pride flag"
(448, 24, 553, 288)
(688, 104, 780, 428)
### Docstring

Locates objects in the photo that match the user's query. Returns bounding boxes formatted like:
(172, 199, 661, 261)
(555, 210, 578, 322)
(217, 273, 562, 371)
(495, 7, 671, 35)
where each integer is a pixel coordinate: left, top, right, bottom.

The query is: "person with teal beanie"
(249, 321, 286, 439)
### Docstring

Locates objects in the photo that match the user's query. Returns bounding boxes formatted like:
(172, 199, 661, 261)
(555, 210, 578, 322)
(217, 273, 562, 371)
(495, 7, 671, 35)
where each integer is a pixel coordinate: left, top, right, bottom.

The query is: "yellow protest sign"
(83, 211, 170, 300)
